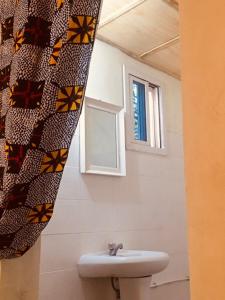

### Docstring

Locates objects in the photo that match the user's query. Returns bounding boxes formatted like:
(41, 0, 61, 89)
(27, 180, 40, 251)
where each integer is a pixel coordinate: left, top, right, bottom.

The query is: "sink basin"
(78, 250, 169, 278)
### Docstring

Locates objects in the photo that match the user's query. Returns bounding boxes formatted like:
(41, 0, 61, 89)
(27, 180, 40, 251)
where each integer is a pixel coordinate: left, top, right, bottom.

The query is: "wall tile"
(43, 199, 115, 235)
(39, 269, 83, 300)
(166, 132, 184, 159)
(41, 232, 123, 274)
(66, 132, 80, 168)
(150, 280, 190, 300)
(57, 167, 115, 202)
(57, 167, 89, 201)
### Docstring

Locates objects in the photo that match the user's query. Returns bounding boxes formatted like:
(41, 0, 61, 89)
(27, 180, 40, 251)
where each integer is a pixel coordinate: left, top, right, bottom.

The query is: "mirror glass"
(86, 106, 118, 169)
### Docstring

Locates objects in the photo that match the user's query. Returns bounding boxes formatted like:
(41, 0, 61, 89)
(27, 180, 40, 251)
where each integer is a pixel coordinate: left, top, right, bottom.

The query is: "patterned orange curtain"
(0, 0, 102, 259)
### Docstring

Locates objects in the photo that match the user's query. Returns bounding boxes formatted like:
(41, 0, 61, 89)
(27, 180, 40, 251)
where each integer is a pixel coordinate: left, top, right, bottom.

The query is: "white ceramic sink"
(78, 250, 169, 278)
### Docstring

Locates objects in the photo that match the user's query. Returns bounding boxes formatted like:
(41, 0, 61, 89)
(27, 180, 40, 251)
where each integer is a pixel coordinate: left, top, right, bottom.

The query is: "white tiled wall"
(39, 40, 189, 300)
(150, 280, 190, 300)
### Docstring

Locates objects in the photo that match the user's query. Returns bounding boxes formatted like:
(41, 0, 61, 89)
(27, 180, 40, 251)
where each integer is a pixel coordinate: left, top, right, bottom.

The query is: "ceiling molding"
(139, 35, 180, 58)
(96, 35, 181, 80)
(99, 0, 148, 29)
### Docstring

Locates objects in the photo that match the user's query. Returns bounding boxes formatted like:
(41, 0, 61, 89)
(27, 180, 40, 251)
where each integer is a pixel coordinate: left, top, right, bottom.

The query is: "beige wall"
(0, 239, 40, 300)
(180, 1, 225, 299)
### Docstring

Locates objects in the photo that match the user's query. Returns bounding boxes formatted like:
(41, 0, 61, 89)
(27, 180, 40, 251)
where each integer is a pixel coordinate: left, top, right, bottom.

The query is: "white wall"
(39, 40, 189, 300)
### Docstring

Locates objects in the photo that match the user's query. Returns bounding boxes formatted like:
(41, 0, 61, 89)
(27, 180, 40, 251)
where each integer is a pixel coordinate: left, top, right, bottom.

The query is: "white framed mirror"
(80, 97, 126, 176)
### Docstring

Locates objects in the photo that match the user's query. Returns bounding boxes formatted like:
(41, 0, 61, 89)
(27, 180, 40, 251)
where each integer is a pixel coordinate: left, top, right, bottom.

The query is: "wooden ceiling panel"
(98, 0, 179, 55)
(98, 0, 180, 78)
(100, 0, 135, 21)
(144, 40, 181, 78)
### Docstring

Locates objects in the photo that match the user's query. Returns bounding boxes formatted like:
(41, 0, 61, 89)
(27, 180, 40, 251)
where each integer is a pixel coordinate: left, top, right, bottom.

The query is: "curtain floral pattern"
(0, 0, 102, 259)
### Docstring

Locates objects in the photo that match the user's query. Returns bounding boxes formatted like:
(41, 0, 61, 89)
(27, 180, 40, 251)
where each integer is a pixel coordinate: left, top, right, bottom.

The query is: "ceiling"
(97, 0, 180, 79)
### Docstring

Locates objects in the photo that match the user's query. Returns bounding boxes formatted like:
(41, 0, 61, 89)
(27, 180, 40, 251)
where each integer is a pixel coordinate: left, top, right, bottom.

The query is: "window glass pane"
(132, 80, 147, 141)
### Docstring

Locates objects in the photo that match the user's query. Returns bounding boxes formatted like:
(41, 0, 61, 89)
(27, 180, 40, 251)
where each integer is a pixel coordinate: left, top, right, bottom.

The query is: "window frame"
(123, 65, 167, 155)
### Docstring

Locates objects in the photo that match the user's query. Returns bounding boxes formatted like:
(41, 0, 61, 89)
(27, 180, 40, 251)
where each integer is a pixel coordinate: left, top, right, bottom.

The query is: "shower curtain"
(0, 0, 102, 259)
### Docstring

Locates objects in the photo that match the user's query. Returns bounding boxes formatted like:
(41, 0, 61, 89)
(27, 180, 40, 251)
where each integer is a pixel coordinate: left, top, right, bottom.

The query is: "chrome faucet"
(108, 243, 123, 256)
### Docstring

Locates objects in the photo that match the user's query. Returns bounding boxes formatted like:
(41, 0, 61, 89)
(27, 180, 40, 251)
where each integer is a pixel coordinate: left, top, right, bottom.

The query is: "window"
(124, 67, 166, 155)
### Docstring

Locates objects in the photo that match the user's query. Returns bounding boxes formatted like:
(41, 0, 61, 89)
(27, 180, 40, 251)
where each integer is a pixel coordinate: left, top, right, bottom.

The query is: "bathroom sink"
(78, 250, 169, 278)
